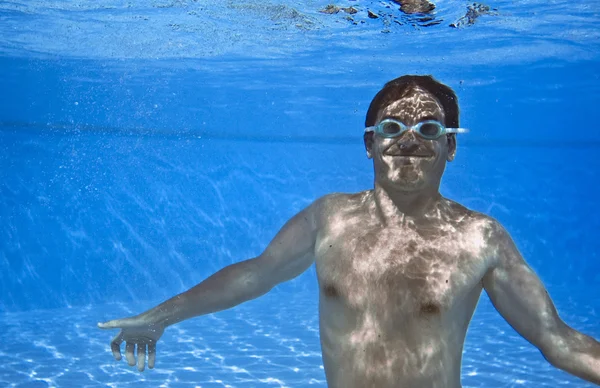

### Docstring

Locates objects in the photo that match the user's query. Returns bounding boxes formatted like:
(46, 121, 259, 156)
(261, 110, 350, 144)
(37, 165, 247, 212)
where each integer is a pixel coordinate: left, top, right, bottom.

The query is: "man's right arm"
(98, 195, 329, 371)
(140, 195, 325, 327)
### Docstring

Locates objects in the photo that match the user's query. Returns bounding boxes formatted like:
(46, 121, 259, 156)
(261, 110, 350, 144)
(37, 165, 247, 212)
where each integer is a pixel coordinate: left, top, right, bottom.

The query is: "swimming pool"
(1, 0, 599, 387)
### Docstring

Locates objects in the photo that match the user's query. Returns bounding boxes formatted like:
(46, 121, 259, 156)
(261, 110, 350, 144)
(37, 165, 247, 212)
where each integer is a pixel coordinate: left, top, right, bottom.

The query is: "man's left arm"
(482, 222, 600, 385)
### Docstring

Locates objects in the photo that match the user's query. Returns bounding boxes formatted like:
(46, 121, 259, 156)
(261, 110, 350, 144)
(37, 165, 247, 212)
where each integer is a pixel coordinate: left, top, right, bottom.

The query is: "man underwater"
(99, 75, 600, 387)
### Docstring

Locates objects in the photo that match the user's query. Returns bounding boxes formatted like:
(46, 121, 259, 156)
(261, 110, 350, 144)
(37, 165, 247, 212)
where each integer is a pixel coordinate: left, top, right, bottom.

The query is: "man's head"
(364, 75, 460, 192)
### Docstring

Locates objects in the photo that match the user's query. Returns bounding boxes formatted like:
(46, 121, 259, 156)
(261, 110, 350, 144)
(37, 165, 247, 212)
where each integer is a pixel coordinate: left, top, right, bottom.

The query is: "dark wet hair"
(365, 75, 459, 128)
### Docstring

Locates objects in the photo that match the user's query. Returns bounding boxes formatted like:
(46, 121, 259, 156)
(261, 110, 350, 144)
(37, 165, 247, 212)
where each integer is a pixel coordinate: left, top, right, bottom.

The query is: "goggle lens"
(381, 121, 402, 135)
(419, 122, 442, 138)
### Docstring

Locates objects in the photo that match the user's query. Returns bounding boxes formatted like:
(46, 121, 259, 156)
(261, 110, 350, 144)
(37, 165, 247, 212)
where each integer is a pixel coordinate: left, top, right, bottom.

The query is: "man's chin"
(382, 176, 427, 192)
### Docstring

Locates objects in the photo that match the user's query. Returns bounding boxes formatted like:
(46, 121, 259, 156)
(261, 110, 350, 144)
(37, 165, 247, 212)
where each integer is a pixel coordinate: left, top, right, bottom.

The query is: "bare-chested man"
(99, 75, 600, 387)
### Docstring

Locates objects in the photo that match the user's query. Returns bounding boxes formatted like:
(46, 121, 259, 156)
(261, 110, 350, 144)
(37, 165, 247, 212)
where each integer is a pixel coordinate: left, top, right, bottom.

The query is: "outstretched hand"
(98, 315, 165, 371)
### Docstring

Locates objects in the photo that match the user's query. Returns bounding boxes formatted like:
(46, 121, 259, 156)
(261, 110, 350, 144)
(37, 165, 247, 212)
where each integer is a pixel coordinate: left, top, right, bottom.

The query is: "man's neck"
(373, 182, 443, 226)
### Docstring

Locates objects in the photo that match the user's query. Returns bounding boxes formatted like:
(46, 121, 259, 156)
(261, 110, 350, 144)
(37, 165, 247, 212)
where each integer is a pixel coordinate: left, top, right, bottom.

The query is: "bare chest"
(315, 224, 489, 315)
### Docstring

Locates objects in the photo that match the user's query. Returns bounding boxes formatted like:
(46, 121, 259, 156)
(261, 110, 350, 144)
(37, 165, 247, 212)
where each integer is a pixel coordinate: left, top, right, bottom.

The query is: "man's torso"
(313, 191, 497, 388)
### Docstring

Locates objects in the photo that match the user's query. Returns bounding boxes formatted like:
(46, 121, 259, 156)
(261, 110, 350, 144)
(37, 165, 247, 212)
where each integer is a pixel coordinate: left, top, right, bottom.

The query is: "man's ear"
(447, 134, 457, 162)
(364, 132, 374, 159)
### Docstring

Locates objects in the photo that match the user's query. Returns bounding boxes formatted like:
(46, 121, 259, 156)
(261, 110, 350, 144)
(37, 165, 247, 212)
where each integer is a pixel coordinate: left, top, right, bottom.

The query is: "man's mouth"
(384, 151, 432, 157)
(384, 143, 432, 157)
(384, 147, 433, 157)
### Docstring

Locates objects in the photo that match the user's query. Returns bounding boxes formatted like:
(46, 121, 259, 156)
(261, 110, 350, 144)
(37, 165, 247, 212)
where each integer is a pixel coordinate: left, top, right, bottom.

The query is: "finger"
(98, 317, 138, 329)
(137, 344, 147, 372)
(148, 343, 156, 369)
(125, 342, 136, 366)
(98, 320, 122, 329)
(110, 332, 124, 361)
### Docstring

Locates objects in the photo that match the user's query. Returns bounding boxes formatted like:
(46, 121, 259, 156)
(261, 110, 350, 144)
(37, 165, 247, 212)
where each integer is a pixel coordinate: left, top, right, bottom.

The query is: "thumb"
(97, 317, 137, 329)
(97, 320, 120, 329)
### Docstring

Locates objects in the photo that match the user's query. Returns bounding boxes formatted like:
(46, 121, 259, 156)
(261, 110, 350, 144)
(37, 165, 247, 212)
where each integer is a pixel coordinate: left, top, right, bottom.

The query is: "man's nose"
(397, 130, 421, 151)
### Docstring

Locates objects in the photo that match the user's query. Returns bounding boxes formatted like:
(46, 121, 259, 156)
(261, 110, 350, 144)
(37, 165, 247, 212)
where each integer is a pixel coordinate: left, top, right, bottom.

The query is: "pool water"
(1, 0, 599, 387)
(0, 290, 598, 387)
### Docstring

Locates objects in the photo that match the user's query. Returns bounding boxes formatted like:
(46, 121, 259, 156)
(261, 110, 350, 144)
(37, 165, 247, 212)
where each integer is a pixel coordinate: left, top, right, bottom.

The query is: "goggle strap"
(446, 127, 469, 134)
(364, 126, 376, 133)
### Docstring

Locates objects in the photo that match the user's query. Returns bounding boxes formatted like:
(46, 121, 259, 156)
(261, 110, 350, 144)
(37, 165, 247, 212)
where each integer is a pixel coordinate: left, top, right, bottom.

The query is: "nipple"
(420, 302, 440, 315)
(322, 284, 339, 299)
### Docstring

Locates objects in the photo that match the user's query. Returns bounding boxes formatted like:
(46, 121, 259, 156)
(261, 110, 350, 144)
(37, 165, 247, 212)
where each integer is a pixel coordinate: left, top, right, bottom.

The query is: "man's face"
(366, 86, 456, 191)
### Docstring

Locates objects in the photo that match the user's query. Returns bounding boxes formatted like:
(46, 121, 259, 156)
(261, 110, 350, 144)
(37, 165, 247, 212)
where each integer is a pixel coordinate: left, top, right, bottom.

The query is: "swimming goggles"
(364, 119, 469, 140)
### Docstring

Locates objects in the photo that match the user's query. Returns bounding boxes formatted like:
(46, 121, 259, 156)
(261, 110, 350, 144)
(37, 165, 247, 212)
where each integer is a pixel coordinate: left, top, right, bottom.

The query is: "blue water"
(1, 0, 599, 387)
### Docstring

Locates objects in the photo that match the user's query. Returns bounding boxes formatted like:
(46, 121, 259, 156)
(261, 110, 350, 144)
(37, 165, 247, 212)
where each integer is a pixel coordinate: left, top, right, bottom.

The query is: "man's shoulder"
(307, 191, 372, 226)
(443, 200, 513, 266)
(314, 191, 372, 212)
(443, 198, 504, 233)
